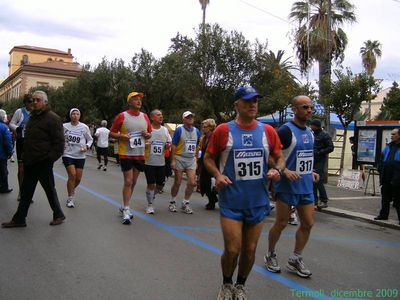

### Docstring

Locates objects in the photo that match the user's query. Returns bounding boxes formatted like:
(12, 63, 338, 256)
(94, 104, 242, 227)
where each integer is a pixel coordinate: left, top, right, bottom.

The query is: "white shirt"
(63, 122, 93, 159)
(95, 127, 110, 148)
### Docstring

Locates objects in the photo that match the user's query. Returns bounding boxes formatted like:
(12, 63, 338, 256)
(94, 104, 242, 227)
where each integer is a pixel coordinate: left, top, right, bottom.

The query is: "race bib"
(67, 130, 83, 145)
(129, 132, 145, 149)
(150, 141, 164, 156)
(184, 139, 196, 154)
(296, 150, 314, 174)
(233, 149, 264, 181)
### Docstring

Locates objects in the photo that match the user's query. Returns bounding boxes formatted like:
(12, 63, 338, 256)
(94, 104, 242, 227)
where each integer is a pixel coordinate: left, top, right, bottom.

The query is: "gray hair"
(101, 120, 107, 127)
(0, 109, 6, 122)
(32, 90, 48, 103)
(150, 109, 162, 118)
(202, 118, 216, 130)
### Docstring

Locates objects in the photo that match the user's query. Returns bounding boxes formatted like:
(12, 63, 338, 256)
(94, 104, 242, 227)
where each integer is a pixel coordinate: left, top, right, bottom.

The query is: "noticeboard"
(354, 121, 400, 167)
(337, 169, 361, 190)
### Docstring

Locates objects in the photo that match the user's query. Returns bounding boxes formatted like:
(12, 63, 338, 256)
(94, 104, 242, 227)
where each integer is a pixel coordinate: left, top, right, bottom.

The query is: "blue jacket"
(0, 121, 13, 160)
(379, 142, 400, 185)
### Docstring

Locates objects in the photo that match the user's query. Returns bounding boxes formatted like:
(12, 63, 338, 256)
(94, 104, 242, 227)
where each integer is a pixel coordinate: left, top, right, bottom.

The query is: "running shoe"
(168, 202, 177, 212)
(317, 202, 328, 209)
(286, 256, 312, 278)
(269, 202, 275, 211)
(122, 209, 132, 225)
(97, 164, 102, 170)
(217, 283, 233, 300)
(66, 198, 75, 208)
(103, 166, 107, 171)
(233, 284, 248, 300)
(181, 203, 193, 214)
(119, 207, 134, 219)
(288, 212, 298, 226)
(146, 205, 155, 214)
(264, 253, 281, 273)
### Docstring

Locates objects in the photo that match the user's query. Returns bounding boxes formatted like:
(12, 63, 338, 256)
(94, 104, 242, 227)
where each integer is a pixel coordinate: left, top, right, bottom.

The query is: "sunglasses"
(297, 105, 314, 110)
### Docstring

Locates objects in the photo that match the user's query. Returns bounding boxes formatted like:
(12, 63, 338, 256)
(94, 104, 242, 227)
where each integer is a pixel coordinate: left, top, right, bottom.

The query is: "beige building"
(360, 87, 391, 120)
(0, 45, 81, 103)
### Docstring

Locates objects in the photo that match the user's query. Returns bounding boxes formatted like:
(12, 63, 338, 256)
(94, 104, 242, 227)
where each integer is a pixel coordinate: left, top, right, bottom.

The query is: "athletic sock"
(236, 274, 247, 286)
(223, 275, 233, 285)
(146, 189, 154, 205)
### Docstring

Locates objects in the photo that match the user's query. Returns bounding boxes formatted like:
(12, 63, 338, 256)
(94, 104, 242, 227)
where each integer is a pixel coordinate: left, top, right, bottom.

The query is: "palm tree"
(360, 40, 382, 119)
(360, 40, 382, 76)
(199, 0, 210, 27)
(290, 0, 356, 114)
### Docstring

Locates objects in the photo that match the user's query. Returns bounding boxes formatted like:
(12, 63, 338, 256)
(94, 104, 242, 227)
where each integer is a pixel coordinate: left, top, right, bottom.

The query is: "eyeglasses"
(31, 98, 42, 103)
(297, 105, 314, 110)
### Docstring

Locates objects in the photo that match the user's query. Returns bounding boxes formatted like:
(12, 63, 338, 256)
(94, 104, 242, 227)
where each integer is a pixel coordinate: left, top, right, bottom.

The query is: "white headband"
(70, 108, 80, 117)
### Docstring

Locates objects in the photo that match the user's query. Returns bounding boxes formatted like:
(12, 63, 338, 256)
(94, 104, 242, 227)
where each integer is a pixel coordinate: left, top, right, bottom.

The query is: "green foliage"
(328, 69, 379, 128)
(379, 82, 400, 119)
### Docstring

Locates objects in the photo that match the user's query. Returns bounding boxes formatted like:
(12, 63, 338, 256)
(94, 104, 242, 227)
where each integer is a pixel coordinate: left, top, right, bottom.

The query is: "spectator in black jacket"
(2, 90, 66, 228)
(310, 120, 334, 208)
(375, 128, 400, 224)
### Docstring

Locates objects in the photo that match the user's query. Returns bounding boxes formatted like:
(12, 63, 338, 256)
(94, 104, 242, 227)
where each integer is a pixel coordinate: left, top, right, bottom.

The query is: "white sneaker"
(168, 202, 177, 212)
(103, 166, 107, 171)
(288, 212, 298, 225)
(181, 203, 193, 214)
(146, 205, 155, 214)
(119, 207, 133, 219)
(66, 198, 75, 208)
(122, 209, 132, 225)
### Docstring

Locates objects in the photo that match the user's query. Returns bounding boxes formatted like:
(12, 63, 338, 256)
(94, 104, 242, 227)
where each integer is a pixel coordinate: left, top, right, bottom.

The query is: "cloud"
(0, 2, 111, 40)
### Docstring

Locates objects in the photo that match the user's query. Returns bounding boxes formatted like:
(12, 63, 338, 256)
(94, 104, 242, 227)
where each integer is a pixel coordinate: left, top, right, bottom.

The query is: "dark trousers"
(313, 159, 328, 203)
(379, 184, 400, 220)
(12, 160, 64, 223)
(0, 159, 9, 190)
(96, 147, 108, 166)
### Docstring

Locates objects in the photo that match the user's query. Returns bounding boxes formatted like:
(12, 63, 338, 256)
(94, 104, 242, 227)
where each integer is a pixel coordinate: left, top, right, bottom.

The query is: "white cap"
(182, 111, 194, 118)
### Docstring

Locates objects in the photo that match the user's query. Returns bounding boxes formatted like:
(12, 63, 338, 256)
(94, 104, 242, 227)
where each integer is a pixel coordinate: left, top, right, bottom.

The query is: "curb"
(318, 207, 400, 230)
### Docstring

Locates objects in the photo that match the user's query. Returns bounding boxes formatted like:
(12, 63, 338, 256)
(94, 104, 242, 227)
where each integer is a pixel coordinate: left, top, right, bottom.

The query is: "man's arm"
(204, 152, 232, 190)
(9, 109, 22, 132)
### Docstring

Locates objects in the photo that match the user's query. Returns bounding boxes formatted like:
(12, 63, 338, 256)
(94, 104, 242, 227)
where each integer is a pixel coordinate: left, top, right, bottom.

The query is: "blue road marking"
(54, 172, 365, 300)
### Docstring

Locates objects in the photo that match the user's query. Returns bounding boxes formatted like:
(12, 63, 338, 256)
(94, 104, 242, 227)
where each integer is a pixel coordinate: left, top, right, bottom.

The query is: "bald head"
(291, 95, 311, 106)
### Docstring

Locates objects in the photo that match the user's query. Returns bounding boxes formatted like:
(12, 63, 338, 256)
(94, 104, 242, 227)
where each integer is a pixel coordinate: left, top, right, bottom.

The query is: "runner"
(95, 120, 110, 171)
(264, 95, 319, 278)
(204, 86, 284, 299)
(109, 91, 152, 224)
(144, 109, 171, 214)
(169, 111, 201, 214)
(62, 108, 93, 208)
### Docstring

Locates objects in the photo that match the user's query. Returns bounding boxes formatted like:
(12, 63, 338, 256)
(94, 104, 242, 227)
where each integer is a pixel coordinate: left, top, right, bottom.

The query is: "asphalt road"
(1, 157, 399, 300)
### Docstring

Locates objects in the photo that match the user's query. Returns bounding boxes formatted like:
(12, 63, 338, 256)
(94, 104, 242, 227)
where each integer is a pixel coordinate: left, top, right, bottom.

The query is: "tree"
(379, 81, 400, 119)
(290, 0, 356, 127)
(199, 0, 210, 27)
(360, 39, 382, 119)
(251, 48, 300, 124)
(328, 69, 379, 170)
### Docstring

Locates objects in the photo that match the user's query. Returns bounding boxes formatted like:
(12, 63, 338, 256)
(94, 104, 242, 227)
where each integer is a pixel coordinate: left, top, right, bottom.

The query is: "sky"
(1, 0, 399, 89)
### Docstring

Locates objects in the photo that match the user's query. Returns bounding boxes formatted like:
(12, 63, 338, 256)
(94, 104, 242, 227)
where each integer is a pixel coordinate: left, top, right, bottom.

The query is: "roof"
(10, 45, 73, 57)
(0, 61, 81, 89)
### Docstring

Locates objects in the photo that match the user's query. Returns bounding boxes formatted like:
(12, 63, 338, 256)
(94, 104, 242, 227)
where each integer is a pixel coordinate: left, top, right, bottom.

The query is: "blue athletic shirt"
(274, 121, 314, 194)
(218, 121, 270, 209)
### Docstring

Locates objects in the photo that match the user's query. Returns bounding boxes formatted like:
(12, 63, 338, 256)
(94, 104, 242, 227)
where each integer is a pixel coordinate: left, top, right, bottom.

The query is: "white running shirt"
(95, 127, 110, 148)
(63, 122, 93, 159)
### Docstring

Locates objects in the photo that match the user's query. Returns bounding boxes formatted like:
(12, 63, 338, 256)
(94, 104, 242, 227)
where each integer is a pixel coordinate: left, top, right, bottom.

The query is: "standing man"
(2, 90, 66, 228)
(375, 128, 400, 224)
(169, 111, 201, 214)
(144, 109, 171, 214)
(110, 91, 152, 225)
(204, 87, 284, 299)
(9, 94, 34, 199)
(95, 120, 110, 171)
(0, 109, 13, 193)
(310, 119, 334, 209)
(264, 95, 319, 278)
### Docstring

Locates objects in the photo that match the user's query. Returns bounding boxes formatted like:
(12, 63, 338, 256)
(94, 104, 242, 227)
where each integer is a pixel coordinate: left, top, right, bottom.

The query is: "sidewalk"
(319, 175, 400, 230)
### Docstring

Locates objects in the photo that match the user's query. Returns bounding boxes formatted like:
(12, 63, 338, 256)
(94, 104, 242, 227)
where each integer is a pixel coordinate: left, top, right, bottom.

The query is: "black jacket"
(23, 108, 64, 166)
(313, 128, 334, 162)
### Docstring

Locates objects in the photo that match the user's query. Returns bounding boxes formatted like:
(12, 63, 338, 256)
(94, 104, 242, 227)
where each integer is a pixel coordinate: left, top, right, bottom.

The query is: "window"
(21, 55, 29, 65)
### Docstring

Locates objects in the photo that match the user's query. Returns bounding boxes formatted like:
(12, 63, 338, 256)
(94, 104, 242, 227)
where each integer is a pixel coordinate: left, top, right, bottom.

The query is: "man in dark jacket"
(310, 120, 334, 208)
(375, 128, 400, 224)
(2, 90, 66, 228)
